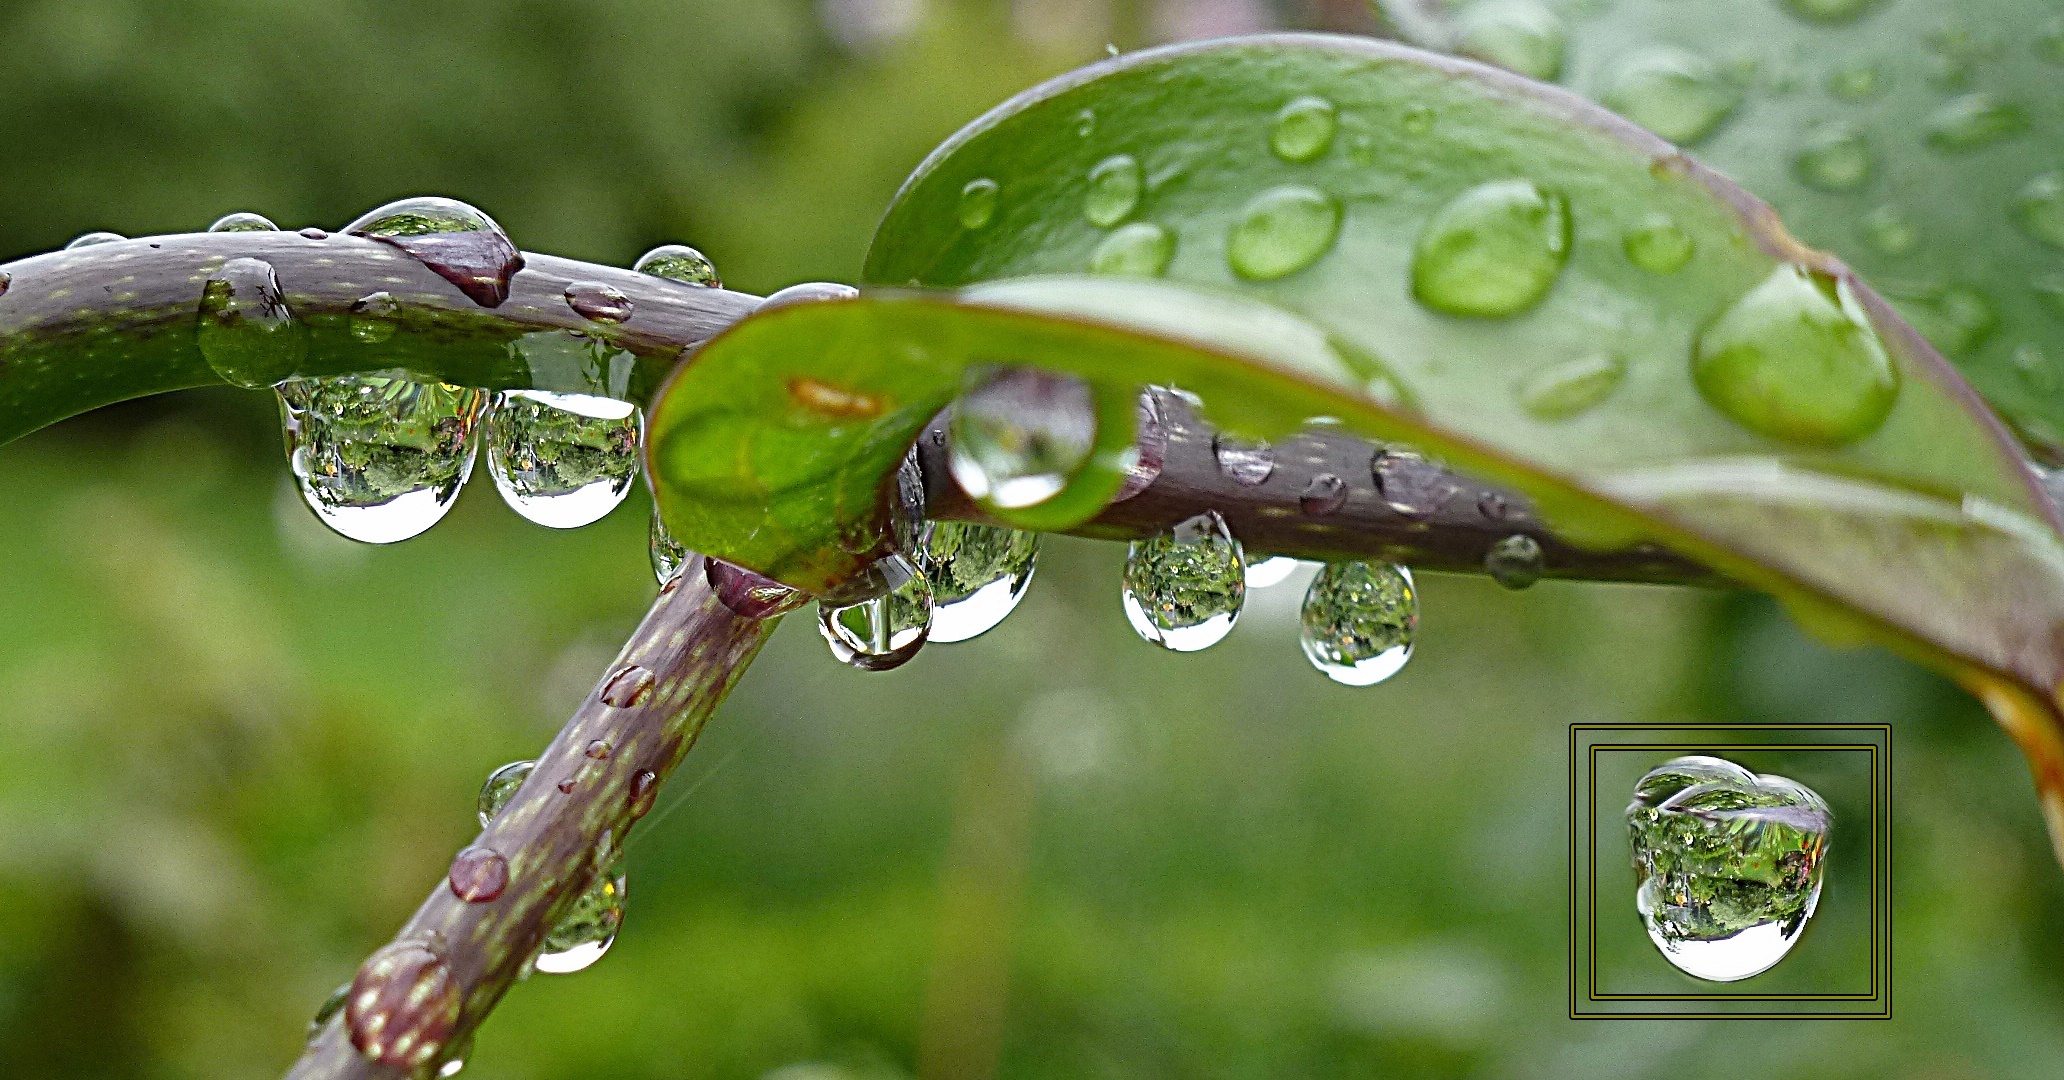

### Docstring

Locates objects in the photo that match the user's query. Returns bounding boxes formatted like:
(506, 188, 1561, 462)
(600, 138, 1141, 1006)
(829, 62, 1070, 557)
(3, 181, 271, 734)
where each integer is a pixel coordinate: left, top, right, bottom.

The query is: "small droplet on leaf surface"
(1454, 0, 1567, 81)
(1090, 221, 1175, 277)
(1924, 93, 2026, 151)
(1791, 123, 1873, 192)
(1270, 95, 1338, 163)
(948, 367, 1097, 511)
(1122, 511, 1245, 653)
(447, 846, 509, 903)
(1622, 213, 1693, 275)
(1600, 48, 1741, 146)
(1412, 179, 1571, 319)
(959, 178, 1000, 229)
(1517, 354, 1625, 421)
(1299, 562, 1417, 686)
(1085, 154, 1144, 227)
(1227, 185, 1341, 281)
(485, 390, 640, 529)
(1862, 204, 1917, 256)
(478, 760, 534, 826)
(277, 374, 483, 544)
(2013, 173, 2064, 250)
(1692, 265, 1899, 446)
(346, 196, 523, 307)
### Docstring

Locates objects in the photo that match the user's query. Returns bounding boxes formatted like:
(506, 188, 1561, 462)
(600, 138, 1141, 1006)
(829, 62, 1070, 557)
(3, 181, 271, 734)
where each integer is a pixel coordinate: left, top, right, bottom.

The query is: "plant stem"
(285, 558, 777, 1079)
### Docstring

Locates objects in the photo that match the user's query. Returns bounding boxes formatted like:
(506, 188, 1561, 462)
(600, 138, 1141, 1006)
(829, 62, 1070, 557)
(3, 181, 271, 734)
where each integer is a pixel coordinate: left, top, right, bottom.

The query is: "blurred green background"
(3, 0, 2063, 1077)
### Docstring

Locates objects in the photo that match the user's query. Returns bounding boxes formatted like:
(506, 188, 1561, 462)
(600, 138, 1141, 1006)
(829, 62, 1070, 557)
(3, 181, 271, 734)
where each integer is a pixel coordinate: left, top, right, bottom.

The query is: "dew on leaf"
(1692, 265, 1899, 446)
(1413, 179, 1570, 319)
(1924, 93, 2026, 151)
(1517, 353, 1626, 421)
(1622, 213, 1694, 274)
(1299, 561, 1416, 686)
(1824, 62, 1884, 101)
(1271, 95, 1339, 163)
(1892, 284, 1998, 356)
(959, 178, 1001, 229)
(1455, 0, 1568, 81)
(1400, 103, 1434, 134)
(1862, 204, 1917, 256)
(1090, 221, 1175, 277)
(2034, 274, 2064, 320)
(2013, 173, 2064, 250)
(1600, 48, 1741, 146)
(484, 390, 640, 529)
(1227, 185, 1340, 281)
(1122, 511, 1245, 653)
(1791, 123, 1873, 192)
(277, 373, 483, 544)
(345, 196, 523, 307)
(1085, 154, 1143, 228)
(948, 367, 1097, 511)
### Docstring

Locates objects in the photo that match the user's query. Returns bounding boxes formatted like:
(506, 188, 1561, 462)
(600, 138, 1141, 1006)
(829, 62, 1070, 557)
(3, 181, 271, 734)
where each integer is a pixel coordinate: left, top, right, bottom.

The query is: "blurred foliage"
(1, 0, 2062, 1077)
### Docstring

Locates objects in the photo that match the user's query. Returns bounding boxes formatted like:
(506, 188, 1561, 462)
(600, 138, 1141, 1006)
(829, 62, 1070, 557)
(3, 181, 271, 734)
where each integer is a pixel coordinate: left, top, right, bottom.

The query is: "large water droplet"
(1246, 555, 1301, 589)
(1271, 96, 1339, 163)
(1212, 433, 1275, 485)
(1412, 179, 1570, 319)
(1372, 449, 1459, 517)
(278, 374, 484, 544)
(632, 244, 721, 288)
(1628, 756, 1830, 982)
(1484, 534, 1545, 589)
(483, 390, 639, 529)
(1121, 511, 1245, 653)
(1090, 222, 1175, 277)
(1622, 213, 1693, 274)
(347, 942, 461, 1069)
(1600, 48, 1741, 146)
(1862, 204, 1917, 256)
(447, 846, 509, 903)
(948, 367, 1097, 511)
(209, 211, 279, 233)
(65, 231, 125, 249)
(1924, 94, 2026, 151)
(959, 178, 1000, 229)
(1455, 0, 1567, 81)
(536, 860, 625, 974)
(818, 554, 933, 670)
(1779, 0, 1876, 23)
(2013, 173, 2064, 250)
(651, 511, 692, 586)
(1692, 265, 1899, 446)
(198, 258, 307, 389)
(345, 196, 523, 307)
(760, 281, 859, 311)
(918, 521, 1038, 643)
(1299, 561, 1417, 686)
(478, 760, 534, 826)
(1227, 185, 1341, 281)
(1085, 154, 1143, 228)
(1517, 353, 1625, 420)
(1791, 123, 1872, 192)
(564, 281, 633, 323)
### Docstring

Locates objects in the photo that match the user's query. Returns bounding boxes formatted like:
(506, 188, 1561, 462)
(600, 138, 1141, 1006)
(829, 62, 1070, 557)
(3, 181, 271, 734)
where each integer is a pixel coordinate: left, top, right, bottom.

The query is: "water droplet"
(2013, 173, 2064, 250)
(0, 271, 10, 298)
(818, 554, 933, 670)
(1085, 154, 1143, 228)
(1924, 93, 2026, 152)
(537, 861, 625, 974)
(1891, 284, 1998, 356)
(628, 770, 660, 820)
(1090, 221, 1175, 277)
(1484, 534, 1545, 589)
(564, 281, 633, 323)
(948, 367, 1097, 511)
(209, 211, 279, 233)
(447, 846, 509, 903)
(585, 739, 612, 759)
(1622, 213, 1694, 274)
(198, 257, 307, 389)
(651, 511, 693, 586)
(483, 390, 639, 529)
(345, 196, 523, 307)
(1246, 555, 1301, 589)
(1455, 0, 1567, 81)
(600, 664, 655, 708)
(1372, 449, 1458, 517)
(1779, 0, 1876, 22)
(959, 178, 1000, 229)
(1271, 95, 1339, 163)
(1299, 562, 1417, 686)
(277, 374, 484, 544)
(1824, 61, 1884, 101)
(1075, 109, 1097, 138)
(348, 292, 401, 343)
(1628, 756, 1830, 982)
(1518, 353, 1626, 421)
(1227, 184, 1341, 281)
(2034, 274, 2064, 320)
(300, 227, 329, 240)
(1693, 265, 1899, 446)
(1300, 473, 1349, 515)
(437, 1034, 473, 1078)
(1600, 48, 1741, 146)
(308, 983, 348, 1042)
(707, 557, 807, 618)
(1121, 511, 1245, 653)
(632, 244, 721, 288)
(1862, 204, 1917, 256)
(1412, 179, 1571, 319)
(1791, 123, 1872, 192)
(347, 942, 461, 1069)
(1400, 103, 1434, 134)
(761, 281, 859, 311)
(478, 760, 534, 826)
(1213, 433, 1275, 485)
(1115, 389, 1168, 501)
(65, 231, 124, 249)
(1478, 491, 1513, 520)
(917, 521, 1038, 643)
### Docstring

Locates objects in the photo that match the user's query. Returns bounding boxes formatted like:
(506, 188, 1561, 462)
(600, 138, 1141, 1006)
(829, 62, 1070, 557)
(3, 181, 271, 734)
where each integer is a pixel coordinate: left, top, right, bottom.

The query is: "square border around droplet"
(1568, 724, 1892, 1019)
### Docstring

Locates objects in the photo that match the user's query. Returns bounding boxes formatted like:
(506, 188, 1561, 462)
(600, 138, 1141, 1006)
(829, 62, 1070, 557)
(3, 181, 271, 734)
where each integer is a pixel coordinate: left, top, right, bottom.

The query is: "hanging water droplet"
(1517, 354, 1625, 421)
(536, 860, 626, 974)
(345, 196, 523, 307)
(1924, 93, 2026, 152)
(209, 211, 279, 233)
(707, 558, 808, 618)
(632, 244, 721, 288)
(948, 367, 1097, 511)
(760, 281, 859, 311)
(1212, 433, 1275, 485)
(1090, 221, 1175, 277)
(1791, 123, 1873, 192)
(1227, 184, 1341, 281)
(1600, 48, 1741, 146)
(278, 374, 484, 544)
(198, 257, 307, 389)
(1692, 265, 1899, 446)
(1085, 154, 1143, 228)
(1300, 473, 1349, 515)
(1412, 179, 1571, 318)
(2013, 173, 2064, 250)
(1628, 756, 1830, 982)
(1824, 61, 1884, 101)
(1621, 213, 1693, 275)
(564, 281, 633, 323)
(1246, 555, 1300, 589)
(1115, 388, 1168, 501)
(1779, 0, 1876, 22)
(1454, 0, 1567, 81)
(1121, 511, 1245, 653)
(308, 983, 349, 1042)
(818, 554, 933, 670)
(959, 178, 1001, 229)
(1372, 449, 1459, 517)
(651, 511, 692, 586)
(478, 760, 534, 826)
(447, 846, 509, 903)
(347, 942, 461, 1069)
(1270, 96, 1339, 163)
(483, 390, 639, 529)
(1484, 534, 1545, 589)
(349, 292, 401, 344)
(65, 231, 124, 249)
(1862, 204, 1917, 256)
(917, 521, 1039, 643)
(1299, 561, 1417, 686)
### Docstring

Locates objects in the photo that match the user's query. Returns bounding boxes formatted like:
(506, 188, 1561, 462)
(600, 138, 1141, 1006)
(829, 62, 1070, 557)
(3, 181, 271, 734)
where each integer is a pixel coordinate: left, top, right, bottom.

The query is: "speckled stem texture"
(284, 560, 775, 1079)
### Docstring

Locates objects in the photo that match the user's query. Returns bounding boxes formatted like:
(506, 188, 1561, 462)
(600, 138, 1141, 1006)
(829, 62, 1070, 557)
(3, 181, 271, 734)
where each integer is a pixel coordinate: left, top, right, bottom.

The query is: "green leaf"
(1371, 0, 2064, 448)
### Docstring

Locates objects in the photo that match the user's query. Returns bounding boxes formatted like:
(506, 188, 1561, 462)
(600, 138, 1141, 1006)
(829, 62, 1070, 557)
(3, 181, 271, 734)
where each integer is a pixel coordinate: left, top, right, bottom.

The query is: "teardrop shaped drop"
(959, 178, 1001, 229)
(478, 760, 535, 826)
(948, 367, 1097, 511)
(1692, 265, 1899, 446)
(1122, 511, 1245, 652)
(818, 554, 934, 670)
(345, 196, 523, 307)
(632, 244, 722, 288)
(918, 521, 1039, 643)
(209, 211, 279, 233)
(1299, 561, 1417, 686)
(651, 510, 692, 586)
(198, 257, 307, 388)
(277, 374, 484, 544)
(484, 390, 640, 529)
(1412, 179, 1571, 319)
(535, 859, 625, 974)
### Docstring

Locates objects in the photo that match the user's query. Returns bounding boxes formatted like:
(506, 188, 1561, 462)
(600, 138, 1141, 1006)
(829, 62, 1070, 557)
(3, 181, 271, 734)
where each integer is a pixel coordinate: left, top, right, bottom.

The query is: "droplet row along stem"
(288, 559, 780, 1080)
